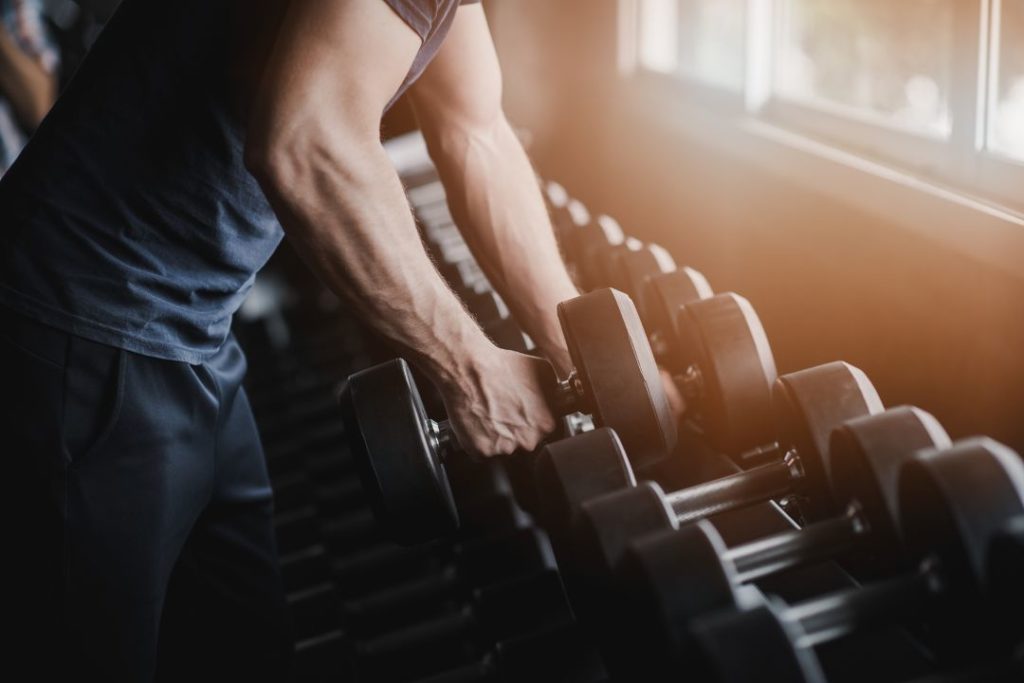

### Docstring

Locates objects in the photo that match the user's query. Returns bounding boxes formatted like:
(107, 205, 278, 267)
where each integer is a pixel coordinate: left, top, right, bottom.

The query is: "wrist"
(421, 329, 497, 394)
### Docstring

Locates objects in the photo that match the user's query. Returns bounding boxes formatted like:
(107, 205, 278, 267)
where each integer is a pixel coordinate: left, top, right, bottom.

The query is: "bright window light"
(989, 0, 1024, 162)
(775, 0, 955, 136)
(638, 0, 679, 74)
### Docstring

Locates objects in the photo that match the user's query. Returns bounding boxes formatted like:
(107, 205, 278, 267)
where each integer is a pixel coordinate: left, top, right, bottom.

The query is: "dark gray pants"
(2, 307, 292, 681)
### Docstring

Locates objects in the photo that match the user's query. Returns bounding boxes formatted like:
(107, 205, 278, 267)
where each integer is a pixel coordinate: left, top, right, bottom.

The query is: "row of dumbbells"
(234, 252, 601, 681)
(342, 175, 1024, 682)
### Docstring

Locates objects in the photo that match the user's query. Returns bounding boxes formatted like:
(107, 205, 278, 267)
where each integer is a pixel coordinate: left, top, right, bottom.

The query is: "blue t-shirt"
(0, 0, 475, 363)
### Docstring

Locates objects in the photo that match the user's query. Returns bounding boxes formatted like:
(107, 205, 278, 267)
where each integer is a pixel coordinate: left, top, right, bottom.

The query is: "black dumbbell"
(492, 292, 774, 547)
(339, 288, 677, 544)
(546, 191, 590, 262)
(689, 437, 1024, 683)
(340, 524, 554, 635)
(409, 620, 606, 683)
(612, 406, 949, 680)
(567, 361, 882, 588)
(354, 569, 572, 682)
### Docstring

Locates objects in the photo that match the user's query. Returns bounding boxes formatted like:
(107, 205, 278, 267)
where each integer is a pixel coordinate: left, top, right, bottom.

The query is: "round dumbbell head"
(898, 437, 1024, 646)
(643, 267, 714, 364)
(773, 362, 883, 521)
(338, 358, 458, 545)
(544, 180, 569, 209)
(575, 215, 625, 289)
(617, 521, 742, 674)
(559, 288, 677, 472)
(612, 245, 677, 321)
(828, 406, 950, 575)
(593, 238, 644, 292)
(690, 602, 827, 683)
(988, 515, 1024, 635)
(533, 427, 636, 539)
(572, 481, 677, 583)
(677, 292, 777, 457)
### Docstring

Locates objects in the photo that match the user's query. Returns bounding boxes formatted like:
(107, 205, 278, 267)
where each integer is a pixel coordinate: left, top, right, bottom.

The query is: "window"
(636, 0, 746, 91)
(629, 0, 1024, 210)
(776, 0, 954, 136)
(988, 0, 1024, 162)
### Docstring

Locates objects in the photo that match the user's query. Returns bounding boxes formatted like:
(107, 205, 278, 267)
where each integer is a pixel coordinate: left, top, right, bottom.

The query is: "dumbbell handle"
(725, 503, 868, 585)
(426, 371, 585, 461)
(787, 560, 944, 650)
(666, 451, 803, 526)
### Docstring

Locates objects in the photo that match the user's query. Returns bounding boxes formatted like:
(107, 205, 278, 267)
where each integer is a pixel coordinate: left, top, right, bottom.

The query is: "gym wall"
(485, 0, 1024, 454)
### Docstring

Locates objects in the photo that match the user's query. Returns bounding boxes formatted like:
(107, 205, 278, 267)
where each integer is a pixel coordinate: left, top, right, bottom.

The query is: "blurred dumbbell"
(409, 620, 605, 683)
(354, 569, 572, 682)
(689, 437, 1024, 683)
(611, 406, 948, 680)
(566, 361, 881, 590)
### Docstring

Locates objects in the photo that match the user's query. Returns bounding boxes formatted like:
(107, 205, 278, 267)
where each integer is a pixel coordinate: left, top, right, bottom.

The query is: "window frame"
(623, 0, 1024, 215)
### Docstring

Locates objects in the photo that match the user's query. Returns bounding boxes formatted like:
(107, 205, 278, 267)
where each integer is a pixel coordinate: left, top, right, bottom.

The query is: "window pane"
(638, 0, 679, 74)
(990, 0, 1024, 162)
(676, 0, 746, 91)
(776, 0, 955, 136)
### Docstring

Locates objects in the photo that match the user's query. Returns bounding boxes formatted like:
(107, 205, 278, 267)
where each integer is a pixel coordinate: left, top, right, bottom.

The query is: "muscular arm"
(0, 24, 56, 129)
(244, 0, 555, 455)
(408, 6, 578, 377)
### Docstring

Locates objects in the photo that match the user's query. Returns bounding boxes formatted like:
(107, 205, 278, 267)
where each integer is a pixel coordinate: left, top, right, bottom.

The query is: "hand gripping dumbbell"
(688, 437, 1024, 683)
(566, 360, 882, 588)
(339, 288, 677, 544)
(533, 290, 780, 544)
(612, 406, 949, 680)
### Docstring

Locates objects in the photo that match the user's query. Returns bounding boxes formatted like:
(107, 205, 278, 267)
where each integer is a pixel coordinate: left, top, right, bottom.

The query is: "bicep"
(408, 4, 503, 132)
(247, 0, 422, 156)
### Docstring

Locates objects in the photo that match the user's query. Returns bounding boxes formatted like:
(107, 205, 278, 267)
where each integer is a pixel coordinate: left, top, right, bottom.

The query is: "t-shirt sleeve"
(382, 0, 482, 42)
(381, 0, 434, 42)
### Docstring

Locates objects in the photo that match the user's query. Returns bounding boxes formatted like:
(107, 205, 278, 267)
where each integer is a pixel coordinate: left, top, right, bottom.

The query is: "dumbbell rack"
(232, 132, 943, 682)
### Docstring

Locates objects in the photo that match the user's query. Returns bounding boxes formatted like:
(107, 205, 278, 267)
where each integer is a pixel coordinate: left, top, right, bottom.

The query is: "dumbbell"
(545, 187, 590, 259)
(612, 406, 949, 680)
(567, 360, 882, 588)
(289, 524, 556, 640)
(354, 569, 573, 682)
(570, 214, 639, 292)
(410, 621, 606, 683)
(340, 525, 556, 635)
(688, 437, 1024, 683)
(414, 289, 773, 547)
(339, 287, 677, 544)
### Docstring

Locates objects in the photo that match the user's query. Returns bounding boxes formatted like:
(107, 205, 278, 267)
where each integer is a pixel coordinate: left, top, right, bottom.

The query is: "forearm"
(251, 135, 494, 389)
(426, 115, 579, 375)
(0, 26, 55, 129)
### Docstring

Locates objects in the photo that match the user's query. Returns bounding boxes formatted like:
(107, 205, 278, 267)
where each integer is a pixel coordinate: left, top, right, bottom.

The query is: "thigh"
(63, 338, 219, 680)
(157, 338, 292, 682)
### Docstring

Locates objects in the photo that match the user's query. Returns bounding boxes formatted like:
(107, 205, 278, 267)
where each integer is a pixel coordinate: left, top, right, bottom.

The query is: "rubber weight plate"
(773, 362, 883, 521)
(338, 358, 459, 544)
(534, 427, 637, 539)
(678, 293, 777, 457)
(559, 288, 677, 471)
(828, 406, 949, 576)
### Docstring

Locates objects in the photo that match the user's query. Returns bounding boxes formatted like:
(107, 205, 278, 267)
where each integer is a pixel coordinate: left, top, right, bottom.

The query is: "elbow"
(245, 116, 384, 199)
(243, 127, 290, 191)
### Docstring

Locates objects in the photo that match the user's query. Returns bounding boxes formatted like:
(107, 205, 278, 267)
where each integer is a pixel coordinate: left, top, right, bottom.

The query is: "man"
(2, 0, 580, 680)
